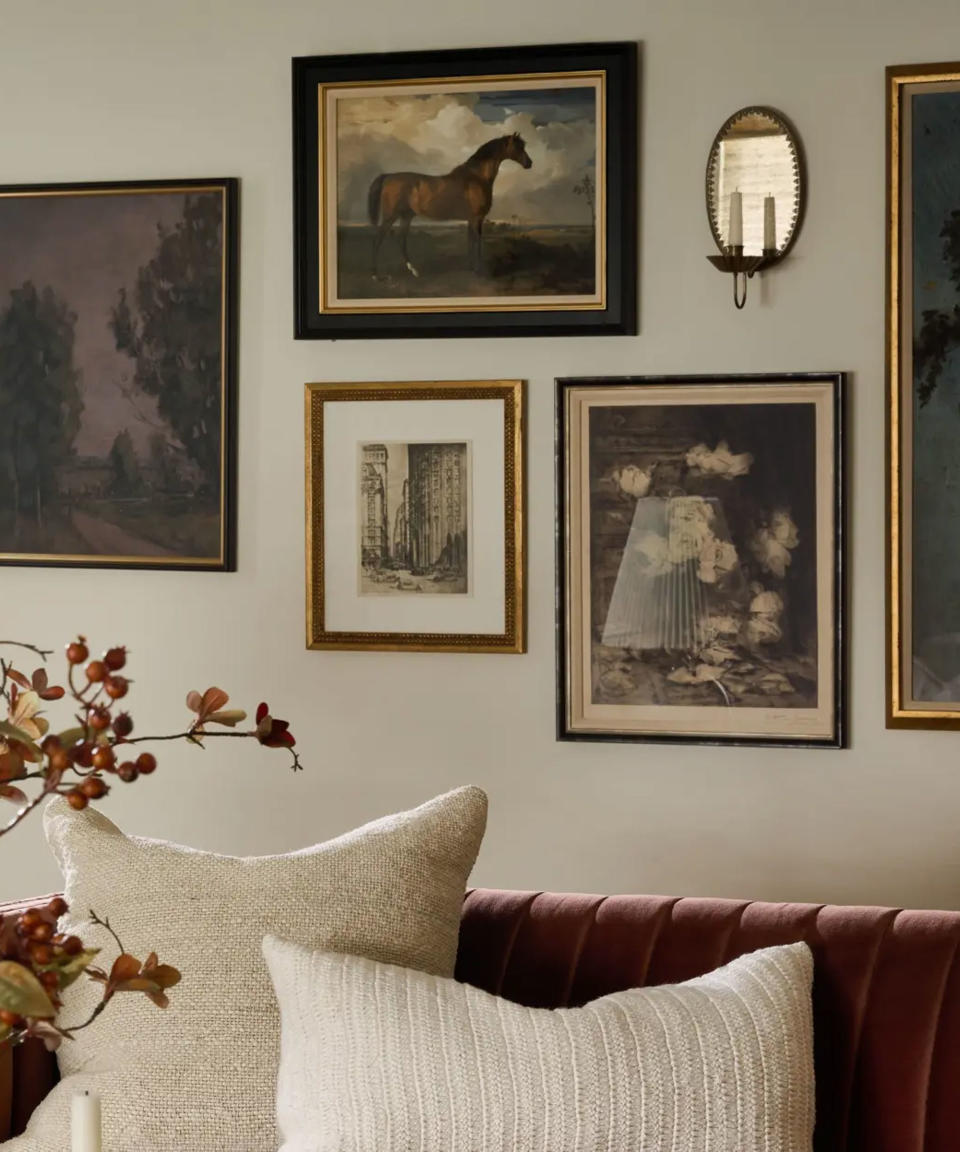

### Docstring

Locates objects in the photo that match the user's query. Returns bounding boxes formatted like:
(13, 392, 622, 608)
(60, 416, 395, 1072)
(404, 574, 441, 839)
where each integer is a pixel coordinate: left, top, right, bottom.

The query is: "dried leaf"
(31, 669, 65, 701)
(0, 721, 43, 760)
(0, 783, 27, 806)
(55, 948, 100, 989)
(206, 709, 246, 728)
(56, 727, 87, 750)
(0, 961, 56, 1018)
(109, 953, 143, 983)
(0, 750, 24, 781)
(6, 669, 31, 691)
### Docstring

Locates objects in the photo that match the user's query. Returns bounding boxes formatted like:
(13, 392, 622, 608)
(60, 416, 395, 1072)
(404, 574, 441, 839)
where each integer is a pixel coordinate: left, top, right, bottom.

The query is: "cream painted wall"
(2, 0, 960, 910)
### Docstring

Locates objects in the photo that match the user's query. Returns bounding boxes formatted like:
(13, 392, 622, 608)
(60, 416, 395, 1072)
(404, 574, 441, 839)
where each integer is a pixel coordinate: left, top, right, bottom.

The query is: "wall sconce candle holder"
(705, 107, 805, 309)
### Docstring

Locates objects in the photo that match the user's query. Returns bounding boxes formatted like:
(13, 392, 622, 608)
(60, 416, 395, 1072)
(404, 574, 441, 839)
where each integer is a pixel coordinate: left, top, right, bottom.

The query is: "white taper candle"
(728, 190, 743, 248)
(763, 195, 777, 251)
(72, 1090, 101, 1152)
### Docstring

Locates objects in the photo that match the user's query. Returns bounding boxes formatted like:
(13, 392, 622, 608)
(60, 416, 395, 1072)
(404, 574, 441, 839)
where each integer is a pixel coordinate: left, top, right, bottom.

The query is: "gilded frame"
(292, 42, 637, 339)
(0, 177, 238, 571)
(887, 63, 960, 727)
(305, 379, 525, 652)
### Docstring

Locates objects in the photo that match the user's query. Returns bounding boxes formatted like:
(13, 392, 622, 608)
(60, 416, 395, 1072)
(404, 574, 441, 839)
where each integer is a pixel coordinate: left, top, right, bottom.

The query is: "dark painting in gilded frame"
(558, 374, 846, 748)
(887, 64, 960, 725)
(293, 42, 637, 338)
(0, 179, 238, 570)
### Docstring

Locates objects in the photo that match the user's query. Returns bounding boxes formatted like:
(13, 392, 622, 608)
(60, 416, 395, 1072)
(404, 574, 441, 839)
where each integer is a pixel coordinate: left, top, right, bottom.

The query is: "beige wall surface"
(2, 0, 960, 910)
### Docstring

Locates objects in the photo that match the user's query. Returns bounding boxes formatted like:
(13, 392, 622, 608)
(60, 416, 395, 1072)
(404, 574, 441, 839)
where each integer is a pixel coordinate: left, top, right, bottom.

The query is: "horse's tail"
(368, 174, 385, 226)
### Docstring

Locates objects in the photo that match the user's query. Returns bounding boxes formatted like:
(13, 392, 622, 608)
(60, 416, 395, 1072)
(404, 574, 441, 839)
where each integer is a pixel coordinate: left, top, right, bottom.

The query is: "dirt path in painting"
(70, 509, 176, 558)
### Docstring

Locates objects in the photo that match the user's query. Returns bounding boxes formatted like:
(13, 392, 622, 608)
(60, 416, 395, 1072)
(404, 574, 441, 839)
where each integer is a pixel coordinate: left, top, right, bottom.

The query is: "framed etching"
(305, 380, 524, 651)
(557, 373, 846, 747)
(0, 178, 238, 570)
(292, 42, 637, 338)
(888, 63, 960, 726)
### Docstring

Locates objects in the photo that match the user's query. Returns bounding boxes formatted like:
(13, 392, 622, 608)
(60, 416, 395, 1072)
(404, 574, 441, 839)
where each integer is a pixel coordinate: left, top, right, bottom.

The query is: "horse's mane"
(461, 134, 525, 168)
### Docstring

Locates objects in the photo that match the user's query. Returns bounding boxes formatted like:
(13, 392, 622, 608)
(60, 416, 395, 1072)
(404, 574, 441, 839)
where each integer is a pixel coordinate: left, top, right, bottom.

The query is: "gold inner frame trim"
(0, 183, 231, 568)
(304, 379, 525, 653)
(316, 70, 607, 315)
(887, 63, 960, 726)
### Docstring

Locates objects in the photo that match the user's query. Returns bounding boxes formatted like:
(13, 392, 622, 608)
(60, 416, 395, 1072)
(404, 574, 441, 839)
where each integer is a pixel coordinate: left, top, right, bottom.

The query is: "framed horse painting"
(293, 42, 637, 338)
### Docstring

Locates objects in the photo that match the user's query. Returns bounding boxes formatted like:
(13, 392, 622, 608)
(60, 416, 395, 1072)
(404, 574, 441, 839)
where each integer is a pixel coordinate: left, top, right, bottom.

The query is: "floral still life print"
(558, 375, 845, 747)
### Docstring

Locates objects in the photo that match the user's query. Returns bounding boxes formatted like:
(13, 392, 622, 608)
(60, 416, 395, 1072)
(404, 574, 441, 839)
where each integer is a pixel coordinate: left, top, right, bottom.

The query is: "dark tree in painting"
(0, 283, 83, 537)
(108, 430, 143, 496)
(915, 208, 960, 406)
(110, 195, 223, 493)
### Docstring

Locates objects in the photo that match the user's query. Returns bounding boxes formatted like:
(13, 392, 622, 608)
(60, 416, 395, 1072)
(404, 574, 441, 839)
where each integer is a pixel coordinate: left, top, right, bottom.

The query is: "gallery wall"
(3, 0, 960, 909)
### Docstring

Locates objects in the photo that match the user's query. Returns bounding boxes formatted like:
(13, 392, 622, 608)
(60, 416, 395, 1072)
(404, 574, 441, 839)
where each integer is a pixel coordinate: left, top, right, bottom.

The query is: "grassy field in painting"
(338, 223, 596, 299)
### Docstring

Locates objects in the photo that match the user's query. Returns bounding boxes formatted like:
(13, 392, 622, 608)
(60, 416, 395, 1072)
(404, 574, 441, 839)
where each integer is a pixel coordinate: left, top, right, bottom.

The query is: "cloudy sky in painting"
(0, 192, 191, 456)
(335, 85, 597, 226)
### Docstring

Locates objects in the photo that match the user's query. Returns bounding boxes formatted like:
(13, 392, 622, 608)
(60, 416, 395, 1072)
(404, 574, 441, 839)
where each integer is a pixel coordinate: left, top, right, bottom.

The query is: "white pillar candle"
(728, 190, 743, 249)
(72, 1090, 101, 1152)
(763, 195, 777, 251)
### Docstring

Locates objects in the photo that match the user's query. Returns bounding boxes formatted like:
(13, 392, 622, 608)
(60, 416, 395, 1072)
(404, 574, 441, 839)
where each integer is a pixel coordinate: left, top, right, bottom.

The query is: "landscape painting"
(327, 77, 601, 308)
(359, 440, 470, 595)
(559, 376, 844, 747)
(0, 180, 236, 569)
(899, 81, 960, 714)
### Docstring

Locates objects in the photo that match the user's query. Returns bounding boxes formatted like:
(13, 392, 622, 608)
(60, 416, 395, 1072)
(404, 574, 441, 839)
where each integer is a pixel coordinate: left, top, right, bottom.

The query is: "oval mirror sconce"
(706, 106, 805, 309)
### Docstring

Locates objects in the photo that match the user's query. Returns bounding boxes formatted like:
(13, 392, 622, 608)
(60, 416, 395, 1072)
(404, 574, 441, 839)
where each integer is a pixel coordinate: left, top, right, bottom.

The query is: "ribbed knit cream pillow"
(263, 937, 815, 1152)
(9, 786, 487, 1152)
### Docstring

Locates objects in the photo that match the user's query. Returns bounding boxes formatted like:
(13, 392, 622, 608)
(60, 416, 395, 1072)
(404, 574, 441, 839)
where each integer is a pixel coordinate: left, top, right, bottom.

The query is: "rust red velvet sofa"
(3, 888, 960, 1149)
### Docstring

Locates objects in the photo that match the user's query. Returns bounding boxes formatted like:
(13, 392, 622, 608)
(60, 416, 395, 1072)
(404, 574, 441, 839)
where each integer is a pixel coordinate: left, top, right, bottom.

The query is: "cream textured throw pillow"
(10, 786, 486, 1152)
(263, 937, 815, 1152)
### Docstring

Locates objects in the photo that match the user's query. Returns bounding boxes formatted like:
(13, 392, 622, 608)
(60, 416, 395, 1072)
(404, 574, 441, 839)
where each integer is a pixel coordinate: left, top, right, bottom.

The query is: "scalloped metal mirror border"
(705, 106, 805, 265)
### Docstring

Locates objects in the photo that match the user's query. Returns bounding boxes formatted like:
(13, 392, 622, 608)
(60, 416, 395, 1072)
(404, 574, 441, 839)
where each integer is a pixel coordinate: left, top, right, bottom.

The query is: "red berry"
(38, 970, 60, 993)
(103, 646, 127, 671)
(85, 661, 107, 683)
(18, 910, 41, 932)
(30, 922, 54, 943)
(46, 898, 68, 919)
(66, 790, 88, 811)
(71, 741, 94, 768)
(48, 748, 71, 774)
(40, 734, 62, 755)
(79, 777, 108, 800)
(104, 675, 129, 700)
(30, 942, 53, 965)
(66, 641, 89, 665)
(53, 933, 83, 956)
(88, 707, 111, 731)
(135, 752, 157, 775)
(117, 761, 139, 783)
(112, 712, 134, 738)
(91, 746, 116, 772)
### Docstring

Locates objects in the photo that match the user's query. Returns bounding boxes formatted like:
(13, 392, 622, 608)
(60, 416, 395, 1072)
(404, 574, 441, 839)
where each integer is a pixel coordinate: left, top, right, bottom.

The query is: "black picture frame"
(292, 41, 637, 339)
(556, 373, 847, 749)
(0, 177, 239, 572)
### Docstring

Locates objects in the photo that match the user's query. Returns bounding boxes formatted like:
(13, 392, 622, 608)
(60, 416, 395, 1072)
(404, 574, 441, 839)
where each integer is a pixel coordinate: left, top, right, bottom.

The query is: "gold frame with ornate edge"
(305, 379, 525, 653)
(887, 62, 960, 728)
(0, 179, 238, 571)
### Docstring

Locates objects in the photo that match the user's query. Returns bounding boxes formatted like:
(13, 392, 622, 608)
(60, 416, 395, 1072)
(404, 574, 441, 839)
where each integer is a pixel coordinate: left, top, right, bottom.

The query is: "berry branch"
(0, 634, 302, 1050)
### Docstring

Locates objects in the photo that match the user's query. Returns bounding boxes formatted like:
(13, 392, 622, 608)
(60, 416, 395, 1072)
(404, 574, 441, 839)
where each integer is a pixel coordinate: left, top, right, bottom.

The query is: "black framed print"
(293, 41, 637, 338)
(0, 178, 238, 571)
(557, 373, 846, 748)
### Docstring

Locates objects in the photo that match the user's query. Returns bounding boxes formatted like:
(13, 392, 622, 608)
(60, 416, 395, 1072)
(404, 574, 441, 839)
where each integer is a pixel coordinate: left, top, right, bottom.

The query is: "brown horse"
(367, 133, 533, 278)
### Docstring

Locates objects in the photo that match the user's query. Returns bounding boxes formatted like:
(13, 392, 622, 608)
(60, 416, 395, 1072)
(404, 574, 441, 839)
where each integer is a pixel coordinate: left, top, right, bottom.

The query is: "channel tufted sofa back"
(4, 889, 960, 1149)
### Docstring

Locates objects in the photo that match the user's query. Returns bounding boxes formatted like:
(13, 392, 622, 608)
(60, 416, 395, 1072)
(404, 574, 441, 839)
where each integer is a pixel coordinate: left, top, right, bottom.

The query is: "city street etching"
(358, 441, 471, 595)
